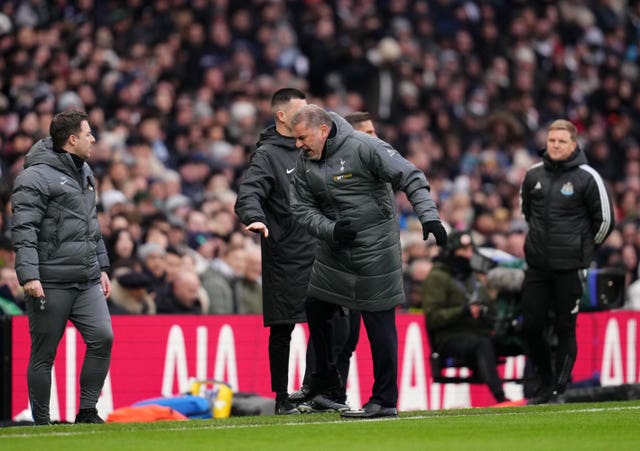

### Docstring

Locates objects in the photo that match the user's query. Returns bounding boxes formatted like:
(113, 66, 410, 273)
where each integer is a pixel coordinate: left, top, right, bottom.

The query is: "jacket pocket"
(45, 210, 62, 259)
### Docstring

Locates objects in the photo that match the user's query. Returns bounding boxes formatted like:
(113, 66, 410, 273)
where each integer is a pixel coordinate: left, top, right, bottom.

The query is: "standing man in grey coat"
(287, 105, 447, 418)
(11, 110, 113, 425)
(234, 88, 314, 415)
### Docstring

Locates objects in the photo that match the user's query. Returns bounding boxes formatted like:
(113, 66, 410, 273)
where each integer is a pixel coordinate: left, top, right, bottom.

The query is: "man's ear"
(275, 110, 286, 124)
(320, 124, 330, 139)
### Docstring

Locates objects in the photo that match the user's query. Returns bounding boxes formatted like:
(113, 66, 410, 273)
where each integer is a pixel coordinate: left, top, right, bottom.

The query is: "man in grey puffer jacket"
(11, 110, 113, 425)
(287, 105, 447, 418)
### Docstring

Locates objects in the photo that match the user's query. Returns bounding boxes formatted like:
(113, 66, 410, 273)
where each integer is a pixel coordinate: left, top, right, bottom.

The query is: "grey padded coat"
(11, 138, 109, 286)
(290, 113, 441, 311)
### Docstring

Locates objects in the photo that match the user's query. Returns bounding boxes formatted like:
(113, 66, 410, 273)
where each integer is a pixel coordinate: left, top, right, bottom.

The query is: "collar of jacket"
(319, 123, 337, 161)
(54, 145, 85, 170)
(542, 147, 586, 171)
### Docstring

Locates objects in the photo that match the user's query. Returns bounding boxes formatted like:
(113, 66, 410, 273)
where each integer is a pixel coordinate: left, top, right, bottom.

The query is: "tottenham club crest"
(333, 158, 353, 182)
(560, 182, 574, 196)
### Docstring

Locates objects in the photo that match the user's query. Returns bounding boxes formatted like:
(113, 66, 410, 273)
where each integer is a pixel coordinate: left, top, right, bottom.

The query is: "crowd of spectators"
(1, 0, 640, 315)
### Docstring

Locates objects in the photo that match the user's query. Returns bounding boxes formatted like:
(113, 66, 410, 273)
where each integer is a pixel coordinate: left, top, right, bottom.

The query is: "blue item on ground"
(133, 394, 212, 419)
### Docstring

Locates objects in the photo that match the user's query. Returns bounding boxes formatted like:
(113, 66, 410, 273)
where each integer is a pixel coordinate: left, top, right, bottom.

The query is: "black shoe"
(312, 394, 350, 412)
(75, 408, 104, 424)
(297, 395, 350, 413)
(274, 399, 300, 415)
(527, 386, 562, 405)
(341, 402, 398, 419)
(288, 373, 342, 404)
(296, 401, 325, 413)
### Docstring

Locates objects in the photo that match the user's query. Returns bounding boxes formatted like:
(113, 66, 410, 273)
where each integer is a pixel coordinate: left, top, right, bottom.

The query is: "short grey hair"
(290, 104, 332, 129)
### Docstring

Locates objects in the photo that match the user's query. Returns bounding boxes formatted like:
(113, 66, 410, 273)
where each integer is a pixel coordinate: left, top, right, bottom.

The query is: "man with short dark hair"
(11, 110, 113, 424)
(344, 112, 378, 137)
(234, 88, 316, 415)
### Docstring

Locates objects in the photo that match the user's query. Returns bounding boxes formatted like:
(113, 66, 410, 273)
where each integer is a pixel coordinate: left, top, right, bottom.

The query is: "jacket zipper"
(543, 171, 558, 269)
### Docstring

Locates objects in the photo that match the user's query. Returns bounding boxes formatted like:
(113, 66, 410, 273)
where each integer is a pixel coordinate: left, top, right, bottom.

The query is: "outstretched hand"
(246, 221, 269, 238)
(422, 220, 447, 246)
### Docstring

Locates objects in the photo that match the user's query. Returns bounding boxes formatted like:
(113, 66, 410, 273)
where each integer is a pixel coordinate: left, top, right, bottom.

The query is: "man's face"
(144, 253, 166, 278)
(173, 273, 200, 307)
(354, 120, 377, 137)
(70, 120, 96, 160)
(454, 244, 474, 259)
(293, 121, 329, 161)
(546, 129, 576, 162)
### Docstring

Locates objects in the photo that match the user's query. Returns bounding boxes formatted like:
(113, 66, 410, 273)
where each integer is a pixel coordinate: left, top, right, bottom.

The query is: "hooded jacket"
(520, 147, 614, 271)
(421, 258, 494, 351)
(289, 113, 441, 311)
(11, 138, 109, 286)
(234, 125, 315, 325)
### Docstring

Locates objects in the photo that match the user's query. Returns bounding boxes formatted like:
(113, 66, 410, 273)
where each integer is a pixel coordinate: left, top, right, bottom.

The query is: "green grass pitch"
(1, 401, 639, 451)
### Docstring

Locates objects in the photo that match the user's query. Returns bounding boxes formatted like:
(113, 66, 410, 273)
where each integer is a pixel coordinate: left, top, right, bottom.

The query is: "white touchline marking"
(2, 405, 639, 439)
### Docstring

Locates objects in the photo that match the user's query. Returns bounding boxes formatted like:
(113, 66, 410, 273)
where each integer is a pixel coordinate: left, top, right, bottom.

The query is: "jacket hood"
(256, 124, 297, 151)
(541, 146, 588, 171)
(325, 112, 353, 159)
(23, 137, 81, 176)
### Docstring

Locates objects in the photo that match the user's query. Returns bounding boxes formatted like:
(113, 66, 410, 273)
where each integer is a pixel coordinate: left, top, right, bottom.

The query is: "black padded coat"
(520, 147, 614, 271)
(234, 126, 316, 326)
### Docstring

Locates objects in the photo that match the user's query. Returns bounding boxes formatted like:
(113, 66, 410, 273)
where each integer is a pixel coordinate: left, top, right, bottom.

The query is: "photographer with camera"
(421, 230, 508, 404)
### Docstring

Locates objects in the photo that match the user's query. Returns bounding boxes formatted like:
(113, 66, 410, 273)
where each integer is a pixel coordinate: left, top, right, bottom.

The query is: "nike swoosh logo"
(306, 168, 312, 173)
(286, 168, 295, 174)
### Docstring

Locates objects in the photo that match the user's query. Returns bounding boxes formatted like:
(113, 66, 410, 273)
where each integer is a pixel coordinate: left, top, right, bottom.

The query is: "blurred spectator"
(164, 245, 212, 312)
(208, 245, 247, 313)
(403, 257, 433, 311)
(108, 269, 156, 315)
(136, 242, 168, 296)
(235, 245, 263, 314)
(0, 235, 15, 268)
(422, 230, 508, 403)
(106, 228, 137, 272)
(199, 257, 235, 314)
(0, 265, 23, 315)
(156, 270, 206, 314)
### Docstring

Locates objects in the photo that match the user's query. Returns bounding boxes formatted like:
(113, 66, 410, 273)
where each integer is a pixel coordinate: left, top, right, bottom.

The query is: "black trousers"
(521, 267, 582, 393)
(440, 335, 505, 402)
(306, 298, 398, 408)
(268, 324, 295, 399)
(336, 309, 362, 386)
(304, 308, 361, 403)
